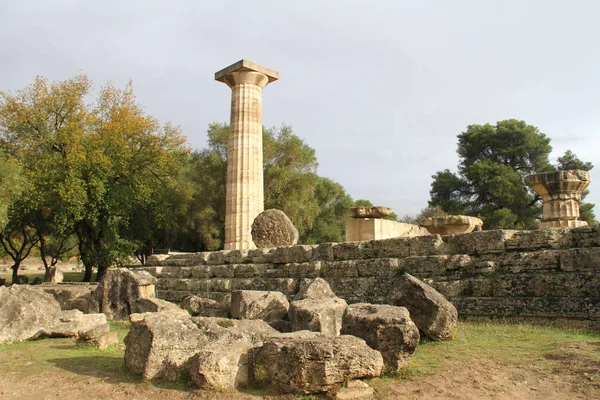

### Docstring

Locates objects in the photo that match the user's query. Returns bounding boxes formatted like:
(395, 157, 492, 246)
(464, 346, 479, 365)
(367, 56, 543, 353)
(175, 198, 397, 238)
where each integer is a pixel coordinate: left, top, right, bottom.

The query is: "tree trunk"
(83, 264, 93, 282)
(11, 264, 19, 284)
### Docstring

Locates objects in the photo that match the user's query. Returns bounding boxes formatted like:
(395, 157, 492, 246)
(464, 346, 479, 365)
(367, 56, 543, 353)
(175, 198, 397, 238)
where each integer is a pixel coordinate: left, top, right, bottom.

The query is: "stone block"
(256, 334, 384, 394)
(504, 228, 573, 251)
(313, 242, 335, 261)
(234, 263, 268, 277)
(289, 297, 348, 336)
(332, 241, 370, 261)
(265, 278, 300, 295)
(446, 230, 516, 255)
(398, 255, 449, 276)
(367, 237, 411, 258)
(445, 254, 474, 271)
(272, 245, 315, 264)
(181, 295, 229, 317)
(560, 248, 600, 271)
(247, 248, 275, 263)
(571, 225, 600, 247)
(277, 261, 321, 277)
(406, 235, 448, 256)
(341, 303, 419, 372)
(231, 278, 267, 291)
(322, 260, 360, 277)
(356, 258, 401, 277)
(500, 250, 561, 273)
(191, 265, 212, 279)
(211, 265, 235, 278)
(230, 290, 289, 321)
(387, 274, 458, 341)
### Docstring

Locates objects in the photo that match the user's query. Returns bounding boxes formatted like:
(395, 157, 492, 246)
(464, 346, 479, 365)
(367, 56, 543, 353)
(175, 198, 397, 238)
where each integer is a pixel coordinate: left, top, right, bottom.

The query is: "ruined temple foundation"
(215, 60, 279, 250)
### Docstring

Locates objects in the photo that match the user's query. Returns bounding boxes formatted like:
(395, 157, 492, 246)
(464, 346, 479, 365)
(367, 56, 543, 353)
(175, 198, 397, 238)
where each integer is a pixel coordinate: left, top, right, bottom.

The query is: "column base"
(538, 220, 588, 229)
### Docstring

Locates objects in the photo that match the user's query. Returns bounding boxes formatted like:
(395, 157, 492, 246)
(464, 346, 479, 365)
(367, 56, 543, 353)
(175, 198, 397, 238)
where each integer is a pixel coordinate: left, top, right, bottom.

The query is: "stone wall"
(142, 226, 600, 327)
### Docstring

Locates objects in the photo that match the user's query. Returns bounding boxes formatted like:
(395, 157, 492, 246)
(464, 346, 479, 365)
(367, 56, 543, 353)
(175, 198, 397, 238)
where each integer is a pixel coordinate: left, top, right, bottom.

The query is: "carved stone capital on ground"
(419, 215, 483, 235)
(348, 206, 393, 219)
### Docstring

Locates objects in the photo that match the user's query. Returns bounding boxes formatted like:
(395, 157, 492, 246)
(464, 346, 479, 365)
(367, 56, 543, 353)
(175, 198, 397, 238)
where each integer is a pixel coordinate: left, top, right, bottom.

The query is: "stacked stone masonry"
(142, 226, 600, 327)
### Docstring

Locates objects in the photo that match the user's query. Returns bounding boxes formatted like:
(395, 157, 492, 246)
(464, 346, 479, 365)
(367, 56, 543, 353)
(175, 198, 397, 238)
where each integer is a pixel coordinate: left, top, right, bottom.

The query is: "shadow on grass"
(47, 356, 141, 384)
(47, 356, 197, 392)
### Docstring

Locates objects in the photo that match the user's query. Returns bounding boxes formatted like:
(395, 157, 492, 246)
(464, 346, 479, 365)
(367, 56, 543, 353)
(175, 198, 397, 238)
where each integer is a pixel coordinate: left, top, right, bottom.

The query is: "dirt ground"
(0, 341, 598, 400)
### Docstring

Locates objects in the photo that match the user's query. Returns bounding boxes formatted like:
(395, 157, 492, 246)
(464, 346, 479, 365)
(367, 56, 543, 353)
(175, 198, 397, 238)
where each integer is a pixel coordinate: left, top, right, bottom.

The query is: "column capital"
(215, 59, 279, 88)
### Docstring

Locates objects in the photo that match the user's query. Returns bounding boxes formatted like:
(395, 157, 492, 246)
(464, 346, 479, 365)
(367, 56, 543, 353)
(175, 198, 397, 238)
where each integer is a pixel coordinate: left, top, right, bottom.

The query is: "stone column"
(524, 170, 591, 228)
(215, 60, 279, 250)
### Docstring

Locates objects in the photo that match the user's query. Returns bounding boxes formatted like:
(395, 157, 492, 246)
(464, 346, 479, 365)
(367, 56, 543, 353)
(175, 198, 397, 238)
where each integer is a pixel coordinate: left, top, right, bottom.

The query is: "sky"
(1, 0, 599, 217)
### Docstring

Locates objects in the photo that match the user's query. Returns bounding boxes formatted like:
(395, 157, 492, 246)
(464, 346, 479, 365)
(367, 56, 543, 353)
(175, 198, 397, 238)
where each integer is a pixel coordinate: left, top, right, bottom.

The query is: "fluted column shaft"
(222, 71, 269, 249)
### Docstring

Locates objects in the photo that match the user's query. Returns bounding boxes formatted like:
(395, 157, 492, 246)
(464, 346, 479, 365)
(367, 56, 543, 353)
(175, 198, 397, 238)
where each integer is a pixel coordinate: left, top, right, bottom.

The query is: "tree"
(0, 75, 190, 281)
(177, 123, 355, 249)
(0, 150, 23, 228)
(428, 119, 595, 229)
(555, 149, 595, 223)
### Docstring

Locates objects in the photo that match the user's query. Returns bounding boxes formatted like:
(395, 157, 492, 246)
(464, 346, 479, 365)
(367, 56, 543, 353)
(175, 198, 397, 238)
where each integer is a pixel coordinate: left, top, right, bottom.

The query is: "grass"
(388, 320, 600, 381)
(0, 320, 598, 396)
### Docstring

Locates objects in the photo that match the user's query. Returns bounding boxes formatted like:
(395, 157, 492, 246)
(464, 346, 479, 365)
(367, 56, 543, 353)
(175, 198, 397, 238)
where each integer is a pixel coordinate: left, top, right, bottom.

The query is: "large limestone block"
(181, 295, 229, 317)
(42, 309, 109, 339)
(341, 303, 420, 372)
(294, 277, 336, 300)
(387, 273, 458, 341)
(189, 341, 255, 390)
(289, 297, 347, 337)
(251, 209, 299, 248)
(94, 268, 157, 320)
(131, 297, 189, 316)
(230, 290, 289, 321)
(0, 285, 62, 344)
(256, 334, 384, 394)
(124, 312, 277, 382)
(36, 284, 97, 310)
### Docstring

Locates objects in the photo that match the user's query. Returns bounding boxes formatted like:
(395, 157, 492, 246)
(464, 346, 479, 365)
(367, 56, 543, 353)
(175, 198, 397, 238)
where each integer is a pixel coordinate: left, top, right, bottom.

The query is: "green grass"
(0, 320, 598, 394)
(388, 320, 600, 381)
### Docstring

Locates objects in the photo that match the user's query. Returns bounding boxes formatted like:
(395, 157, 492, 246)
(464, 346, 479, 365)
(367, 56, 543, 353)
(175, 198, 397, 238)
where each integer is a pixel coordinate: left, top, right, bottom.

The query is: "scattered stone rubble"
(122, 274, 457, 395)
(2, 264, 458, 396)
(0, 285, 114, 347)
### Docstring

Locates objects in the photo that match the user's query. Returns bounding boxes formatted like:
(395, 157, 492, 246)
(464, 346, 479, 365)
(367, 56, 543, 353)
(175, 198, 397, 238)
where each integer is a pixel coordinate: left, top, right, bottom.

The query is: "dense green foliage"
(429, 120, 595, 229)
(0, 76, 190, 281)
(175, 123, 354, 251)
(0, 76, 372, 281)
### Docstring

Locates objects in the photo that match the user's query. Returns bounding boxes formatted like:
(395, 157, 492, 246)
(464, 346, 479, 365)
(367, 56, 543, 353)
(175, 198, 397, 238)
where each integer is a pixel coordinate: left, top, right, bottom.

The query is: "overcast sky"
(1, 0, 599, 217)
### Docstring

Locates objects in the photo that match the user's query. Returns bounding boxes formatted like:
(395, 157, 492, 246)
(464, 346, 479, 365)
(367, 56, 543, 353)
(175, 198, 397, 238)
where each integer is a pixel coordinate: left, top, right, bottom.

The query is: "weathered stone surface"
(0, 285, 62, 344)
(230, 290, 289, 321)
(387, 273, 457, 341)
(124, 312, 207, 381)
(251, 209, 299, 248)
(294, 277, 336, 300)
(256, 334, 384, 394)
(124, 312, 277, 382)
(419, 215, 483, 235)
(289, 297, 347, 336)
(34, 284, 97, 310)
(181, 295, 229, 317)
(189, 341, 254, 390)
(94, 268, 158, 320)
(446, 230, 516, 255)
(505, 228, 572, 251)
(132, 297, 189, 316)
(271, 245, 314, 264)
(42, 309, 109, 339)
(560, 247, 600, 271)
(341, 303, 419, 372)
(348, 206, 393, 219)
